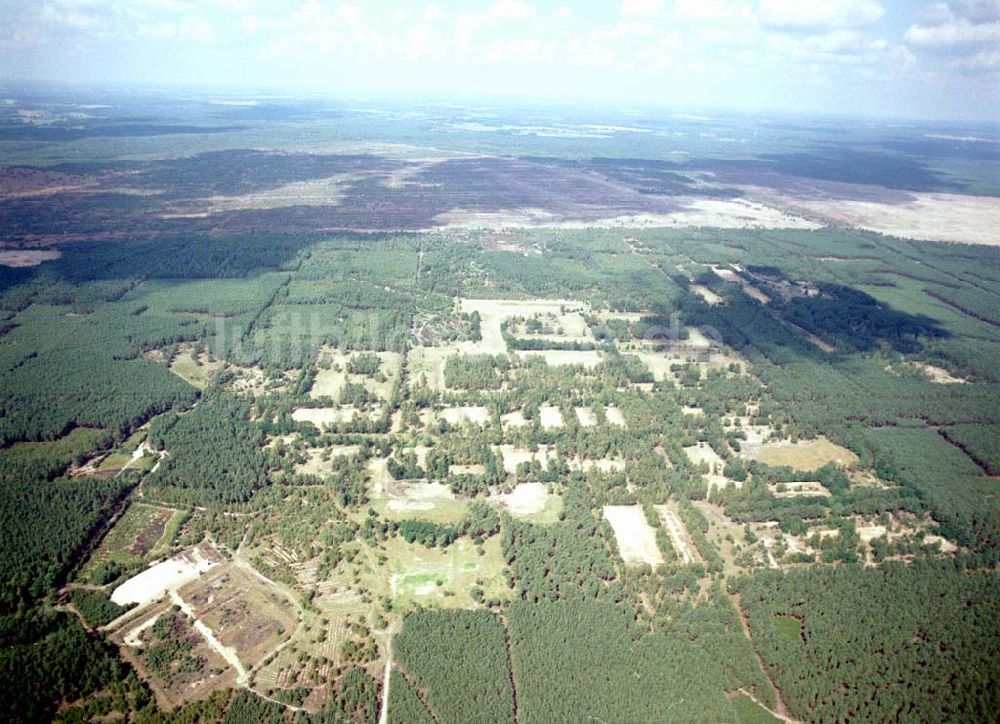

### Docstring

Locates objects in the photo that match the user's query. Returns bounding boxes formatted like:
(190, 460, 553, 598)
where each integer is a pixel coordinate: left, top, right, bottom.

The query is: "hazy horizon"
(2, 1, 999, 122)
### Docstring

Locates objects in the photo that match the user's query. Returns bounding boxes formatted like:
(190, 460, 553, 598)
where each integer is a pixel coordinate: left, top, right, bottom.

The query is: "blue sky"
(1, 0, 998, 120)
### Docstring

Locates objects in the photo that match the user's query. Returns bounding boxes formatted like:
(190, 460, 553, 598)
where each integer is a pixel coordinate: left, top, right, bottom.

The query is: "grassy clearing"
(732, 693, 782, 724)
(169, 349, 225, 390)
(387, 536, 510, 610)
(496, 482, 563, 524)
(751, 436, 858, 472)
(78, 503, 176, 583)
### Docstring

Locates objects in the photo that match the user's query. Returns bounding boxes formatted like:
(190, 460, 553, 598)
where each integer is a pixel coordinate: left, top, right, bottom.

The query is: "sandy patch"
(539, 405, 564, 429)
(569, 456, 626, 473)
(913, 362, 967, 384)
(194, 176, 348, 214)
(436, 199, 817, 230)
(292, 406, 368, 428)
(497, 482, 550, 517)
(501, 410, 529, 429)
(683, 443, 725, 470)
(924, 534, 958, 553)
(496, 444, 554, 473)
(758, 188, 1000, 246)
(123, 614, 161, 648)
(515, 349, 603, 367)
(605, 406, 626, 427)
(575, 407, 598, 427)
(750, 436, 858, 472)
(111, 545, 221, 607)
(603, 506, 664, 566)
(690, 285, 723, 305)
(385, 482, 456, 512)
(309, 367, 347, 399)
(439, 405, 490, 426)
(0, 249, 61, 267)
(631, 352, 678, 382)
(450, 463, 486, 476)
(682, 406, 704, 416)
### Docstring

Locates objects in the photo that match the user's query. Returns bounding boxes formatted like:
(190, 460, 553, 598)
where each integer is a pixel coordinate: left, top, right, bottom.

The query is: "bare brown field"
(0, 249, 61, 266)
(182, 563, 298, 669)
(113, 602, 236, 710)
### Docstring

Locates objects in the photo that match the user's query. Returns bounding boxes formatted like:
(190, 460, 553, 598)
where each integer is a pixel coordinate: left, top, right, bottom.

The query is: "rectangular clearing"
(750, 436, 858, 471)
(539, 405, 564, 429)
(603, 505, 664, 567)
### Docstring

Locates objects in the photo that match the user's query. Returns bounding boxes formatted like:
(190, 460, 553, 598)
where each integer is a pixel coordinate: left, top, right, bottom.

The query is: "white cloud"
(240, 14, 259, 35)
(759, 0, 885, 30)
(337, 3, 363, 26)
(138, 15, 214, 43)
(954, 47, 1000, 69)
(675, 0, 753, 24)
(905, 18, 1000, 49)
(488, 0, 534, 21)
(951, 0, 1000, 23)
(621, 0, 663, 19)
(423, 4, 444, 22)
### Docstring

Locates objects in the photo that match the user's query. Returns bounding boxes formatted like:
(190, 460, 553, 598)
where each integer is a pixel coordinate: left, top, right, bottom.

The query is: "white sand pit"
(539, 405, 564, 429)
(439, 406, 490, 426)
(386, 482, 455, 512)
(111, 546, 220, 607)
(603, 506, 664, 566)
(914, 362, 967, 385)
(516, 349, 603, 367)
(498, 483, 550, 517)
(575, 407, 597, 427)
(496, 444, 553, 473)
(605, 406, 626, 427)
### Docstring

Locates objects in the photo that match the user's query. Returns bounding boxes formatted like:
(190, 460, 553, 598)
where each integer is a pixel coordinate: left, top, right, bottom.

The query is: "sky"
(1, 0, 998, 120)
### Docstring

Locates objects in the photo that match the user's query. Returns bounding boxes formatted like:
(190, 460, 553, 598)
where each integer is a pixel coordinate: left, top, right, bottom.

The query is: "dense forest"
(738, 560, 1000, 722)
(0, 215, 996, 722)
